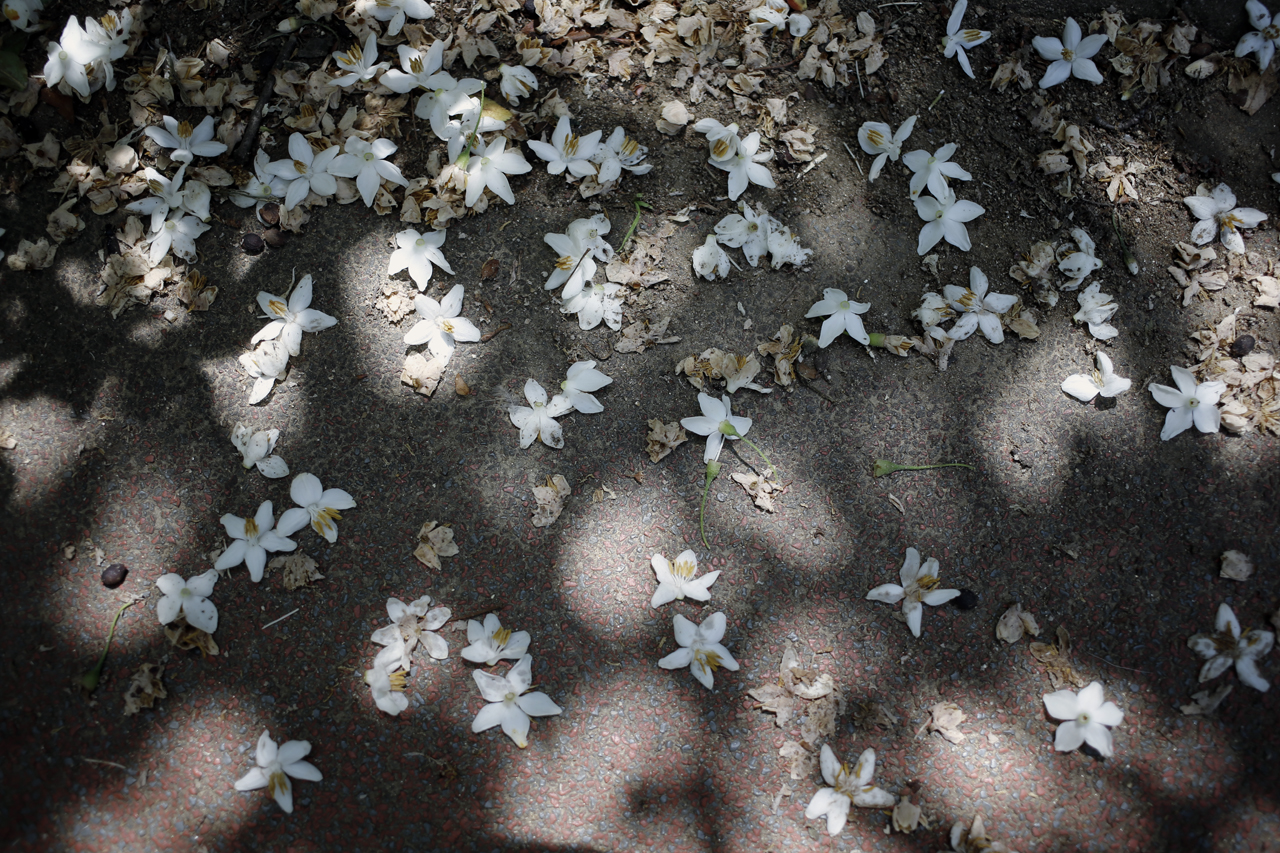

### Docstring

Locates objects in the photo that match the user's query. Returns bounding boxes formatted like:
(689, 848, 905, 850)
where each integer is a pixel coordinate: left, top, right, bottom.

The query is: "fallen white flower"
(471, 655, 562, 748)
(1033, 17, 1107, 88)
(404, 284, 480, 361)
(389, 228, 454, 291)
(251, 273, 338, 357)
(866, 546, 959, 637)
(651, 549, 720, 607)
(1150, 365, 1226, 440)
(1236, 0, 1280, 71)
(461, 613, 530, 666)
(1043, 681, 1123, 756)
(680, 392, 751, 463)
(805, 288, 870, 347)
(1189, 602, 1274, 692)
(658, 611, 739, 690)
(558, 360, 613, 414)
(941, 0, 992, 79)
(155, 570, 219, 633)
(1184, 182, 1268, 254)
(234, 730, 322, 814)
(509, 379, 572, 449)
(858, 115, 917, 182)
(1072, 282, 1118, 340)
(214, 500, 297, 582)
(915, 186, 983, 254)
(277, 473, 356, 544)
(692, 234, 731, 280)
(805, 745, 896, 836)
(1061, 351, 1131, 401)
(230, 423, 289, 478)
(944, 266, 1016, 344)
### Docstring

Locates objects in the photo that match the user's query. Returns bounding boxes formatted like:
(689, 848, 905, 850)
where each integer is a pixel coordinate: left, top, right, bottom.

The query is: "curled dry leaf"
(531, 474, 571, 528)
(757, 324, 803, 386)
(1181, 684, 1232, 716)
(645, 419, 687, 463)
(779, 740, 817, 780)
(414, 521, 459, 570)
(268, 553, 324, 590)
(0, 427, 16, 450)
(379, 282, 416, 323)
(164, 615, 220, 656)
(995, 603, 1041, 644)
(6, 238, 58, 271)
(1253, 275, 1279, 309)
(616, 316, 680, 354)
(1029, 625, 1085, 689)
(454, 375, 473, 396)
(925, 701, 967, 744)
(892, 796, 922, 833)
(401, 353, 447, 398)
(1220, 550, 1254, 582)
(122, 663, 167, 716)
(731, 470, 781, 512)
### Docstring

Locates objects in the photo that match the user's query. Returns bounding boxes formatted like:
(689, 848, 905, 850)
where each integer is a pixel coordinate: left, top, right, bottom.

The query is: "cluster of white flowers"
(915, 266, 1016, 346)
(43, 10, 132, 99)
(693, 202, 811, 280)
(239, 272, 338, 404)
(749, 0, 811, 38)
(528, 116, 651, 188)
(509, 361, 614, 449)
(542, 214, 624, 330)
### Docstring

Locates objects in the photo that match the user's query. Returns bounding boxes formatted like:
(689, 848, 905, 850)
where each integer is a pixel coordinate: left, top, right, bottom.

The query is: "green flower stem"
(873, 459, 975, 478)
(81, 599, 138, 692)
(721, 424, 777, 478)
(619, 194, 652, 254)
(700, 460, 722, 548)
(456, 91, 486, 167)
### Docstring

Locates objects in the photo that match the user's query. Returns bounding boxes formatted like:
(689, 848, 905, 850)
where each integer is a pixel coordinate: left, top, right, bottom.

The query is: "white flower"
(527, 115, 601, 178)
(1149, 365, 1227, 440)
(234, 730, 322, 814)
(1061, 351, 1131, 402)
(364, 646, 409, 715)
(498, 63, 538, 105)
(277, 473, 356, 544)
(941, 0, 991, 79)
(788, 11, 811, 36)
(84, 9, 131, 62)
(125, 164, 211, 231)
(214, 500, 297, 582)
(858, 116, 917, 182)
(902, 143, 971, 201)
(692, 234, 731, 280)
(1033, 17, 1108, 88)
(714, 202, 773, 267)
(915, 186, 984, 254)
(590, 127, 652, 183)
(155, 570, 219, 633)
(250, 273, 338, 357)
(1058, 227, 1103, 289)
(805, 745, 896, 836)
(461, 613, 530, 666)
(230, 423, 289, 478)
(143, 116, 226, 164)
(404, 284, 480, 361)
(913, 292, 955, 328)
(330, 136, 408, 207)
(366, 0, 433, 37)
(715, 131, 775, 200)
(509, 379, 573, 449)
(1043, 682, 1124, 756)
(416, 77, 483, 136)
(562, 281, 624, 331)
(330, 32, 388, 87)
(389, 228, 453, 291)
(471, 655, 562, 748)
(748, 0, 789, 33)
(1188, 602, 1275, 692)
(267, 133, 341, 210)
(766, 222, 812, 268)
(147, 211, 209, 265)
(658, 612, 739, 690)
(1184, 183, 1268, 254)
(806, 288, 871, 347)
(239, 340, 290, 405)
(1072, 282, 1119, 340)
(558, 360, 613, 414)
(43, 18, 108, 99)
(382, 42, 448, 92)
(231, 149, 287, 211)
(866, 546, 959, 637)
(1236, 0, 1280, 71)
(692, 118, 741, 162)
(464, 136, 530, 207)
(650, 549, 720, 608)
(680, 393, 752, 463)
(544, 215, 613, 298)
(3, 0, 43, 32)
(944, 266, 1017, 344)
(370, 595, 451, 669)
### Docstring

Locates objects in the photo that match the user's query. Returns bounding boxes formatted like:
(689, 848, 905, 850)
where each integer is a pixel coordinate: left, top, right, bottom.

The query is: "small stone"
(952, 588, 980, 611)
(263, 228, 288, 249)
(241, 233, 265, 255)
(101, 564, 128, 588)
(259, 202, 280, 226)
(1229, 335, 1255, 358)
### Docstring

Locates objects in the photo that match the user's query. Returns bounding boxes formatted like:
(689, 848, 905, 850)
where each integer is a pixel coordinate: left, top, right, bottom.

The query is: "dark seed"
(101, 564, 128, 588)
(241, 233, 265, 255)
(259, 202, 280, 226)
(952, 588, 979, 611)
(1229, 335, 1255, 358)
(263, 228, 288, 249)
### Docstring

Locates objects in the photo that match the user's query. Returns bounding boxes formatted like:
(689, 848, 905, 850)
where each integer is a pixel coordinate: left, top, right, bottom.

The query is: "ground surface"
(1, 1, 1279, 852)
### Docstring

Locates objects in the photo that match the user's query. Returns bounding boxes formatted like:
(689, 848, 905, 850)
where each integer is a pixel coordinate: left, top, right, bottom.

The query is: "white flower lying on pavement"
(693, 118, 741, 162)
(1150, 365, 1226, 440)
(366, 0, 433, 38)
(591, 127, 652, 183)
(461, 613, 530, 666)
(806, 288, 871, 347)
(714, 131, 775, 200)
(651, 549, 720, 607)
(1043, 681, 1124, 756)
(364, 645, 409, 715)
(944, 266, 1016, 344)
(915, 186, 983, 254)
(562, 281, 624, 331)
(370, 595, 451, 669)
(941, 0, 992, 79)
(382, 42, 447, 92)
(126, 164, 211, 232)
(1072, 282, 1118, 340)
(1236, 0, 1280, 71)
(143, 115, 227, 163)
(805, 745, 896, 836)
(658, 611, 739, 690)
(544, 214, 613, 298)
(866, 546, 960, 637)
(509, 379, 573, 449)
(527, 115, 601, 178)
(230, 423, 289, 478)
(329, 136, 408, 207)
(234, 730, 322, 814)
(692, 234, 731, 280)
(43, 18, 102, 98)
(858, 115, 917, 182)
(389, 228, 454, 290)
(1058, 227, 1103, 289)
(155, 570, 219, 633)
(914, 291, 956, 328)
(330, 32, 389, 87)
(680, 392, 752, 463)
(471, 655, 562, 748)
(1061, 351, 1131, 402)
(404, 284, 480, 361)
(1033, 17, 1108, 87)
(268, 132, 341, 210)
(498, 63, 538, 105)
(240, 340, 290, 405)
(714, 202, 773, 267)
(1183, 183, 1268, 254)
(278, 473, 356, 543)
(147, 211, 209, 265)
(214, 500, 297, 582)
(557, 360, 613, 414)
(766, 222, 812, 268)
(232, 150, 287, 212)
(464, 136, 530, 207)
(251, 273, 338, 357)
(1188, 602, 1275, 692)
(903, 143, 972, 201)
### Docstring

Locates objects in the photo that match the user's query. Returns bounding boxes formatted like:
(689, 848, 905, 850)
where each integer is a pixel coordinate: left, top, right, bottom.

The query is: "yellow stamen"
(866, 129, 885, 148)
(177, 120, 194, 140)
(244, 518, 259, 538)
(268, 770, 289, 799)
(388, 670, 407, 692)
(712, 138, 732, 159)
(672, 557, 696, 580)
(493, 627, 512, 647)
(267, 298, 287, 316)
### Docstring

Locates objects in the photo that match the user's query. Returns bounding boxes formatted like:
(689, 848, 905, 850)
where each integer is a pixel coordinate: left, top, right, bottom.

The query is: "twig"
(855, 60, 864, 99)
(446, 603, 506, 624)
(262, 608, 299, 629)
(81, 757, 130, 771)
(842, 141, 864, 175)
(234, 32, 298, 164)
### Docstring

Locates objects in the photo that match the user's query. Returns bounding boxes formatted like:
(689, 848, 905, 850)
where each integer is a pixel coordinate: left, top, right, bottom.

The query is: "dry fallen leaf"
(892, 796, 922, 833)
(731, 470, 782, 512)
(616, 316, 680, 354)
(771, 783, 792, 815)
(0, 427, 16, 450)
(414, 521, 459, 569)
(455, 375, 473, 396)
(1029, 625, 1086, 689)
(401, 352, 447, 398)
(1220, 550, 1254, 581)
(164, 615, 220, 656)
(995, 603, 1041, 644)
(268, 553, 324, 590)
(531, 474, 571, 528)
(1181, 684, 1232, 716)
(480, 258, 500, 280)
(779, 740, 817, 780)
(122, 662, 167, 716)
(887, 493, 906, 515)
(925, 701, 967, 744)
(645, 419, 687, 463)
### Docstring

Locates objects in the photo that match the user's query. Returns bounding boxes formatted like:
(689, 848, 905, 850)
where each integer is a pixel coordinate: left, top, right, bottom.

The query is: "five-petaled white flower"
(143, 115, 227, 164)
(389, 228, 454, 291)
(866, 546, 960, 638)
(364, 645, 410, 716)
(1149, 365, 1226, 440)
(43, 18, 105, 99)
(1043, 682, 1124, 757)
(230, 422, 289, 478)
(1072, 282, 1118, 340)
(126, 164, 211, 232)
(146, 211, 209, 265)
(903, 143, 972, 201)
(330, 32, 389, 87)
(650, 549, 720, 608)
(806, 288, 871, 347)
(509, 379, 573, 449)
(471, 655, 563, 748)
(214, 500, 297, 582)
(680, 392, 752, 463)
(715, 131, 775, 201)
(277, 473, 356, 544)
(544, 215, 612, 298)
(464, 136, 531, 207)
(714, 202, 774, 267)
(498, 63, 538, 105)
(1061, 351, 1131, 402)
(915, 186, 984, 254)
(1033, 17, 1107, 88)
(1189, 603, 1275, 692)
(155, 570, 220, 634)
(591, 127, 652, 183)
(251, 273, 338, 357)
(330, 136, 408, 207)
(461, 613, 530, 666)
(1058, 227, 1103, 289)
(944, 266, 1017, 344)
(858, 116, 917, 182)
(239, 340, 290, 405)
(658, 612, 740, 690)
(231, 149, 287, 212)
(382, 42, 448, 93)
(366, 0, 433, 37)
(693, 118, 742, 163)
(941, 0, 991, 79)
(562, 281, 624, 331)
(403, 284, 480, 361)
(527, 115, 601, 178)
(805, 745, 896, 836)
(370, 594, 451, 669)
(268, 132, 341, 210)
(1183, 183, 1268, 254)
(557, 361, 613, 414)
(234, 730, 322, 814)
(1236, 1, 1280, 71)
(4, 0, 43, 32)
(692, 234, 731, 281)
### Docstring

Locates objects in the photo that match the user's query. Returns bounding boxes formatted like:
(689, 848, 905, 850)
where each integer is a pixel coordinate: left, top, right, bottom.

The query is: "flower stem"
(619, 193, 652, 254)
(456, 91, 486, 166)
(721, 424, 778, 478)
(81, 599, 139, 692)
(1111, 211, 1138, 275)
(872, 459, 975, 478)
(699, 461, 722, 548)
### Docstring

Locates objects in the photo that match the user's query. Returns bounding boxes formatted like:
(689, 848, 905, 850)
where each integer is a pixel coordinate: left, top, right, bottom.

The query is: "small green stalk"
(873, 459, 975, 478)
(699, 460, 722, 548)
(455, 91, 486, 168)
(1111, 211, 1139, 275)
(81, 599, 138, 692)
(619, 194, 652, 254)
(721, 423, 776, 478)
